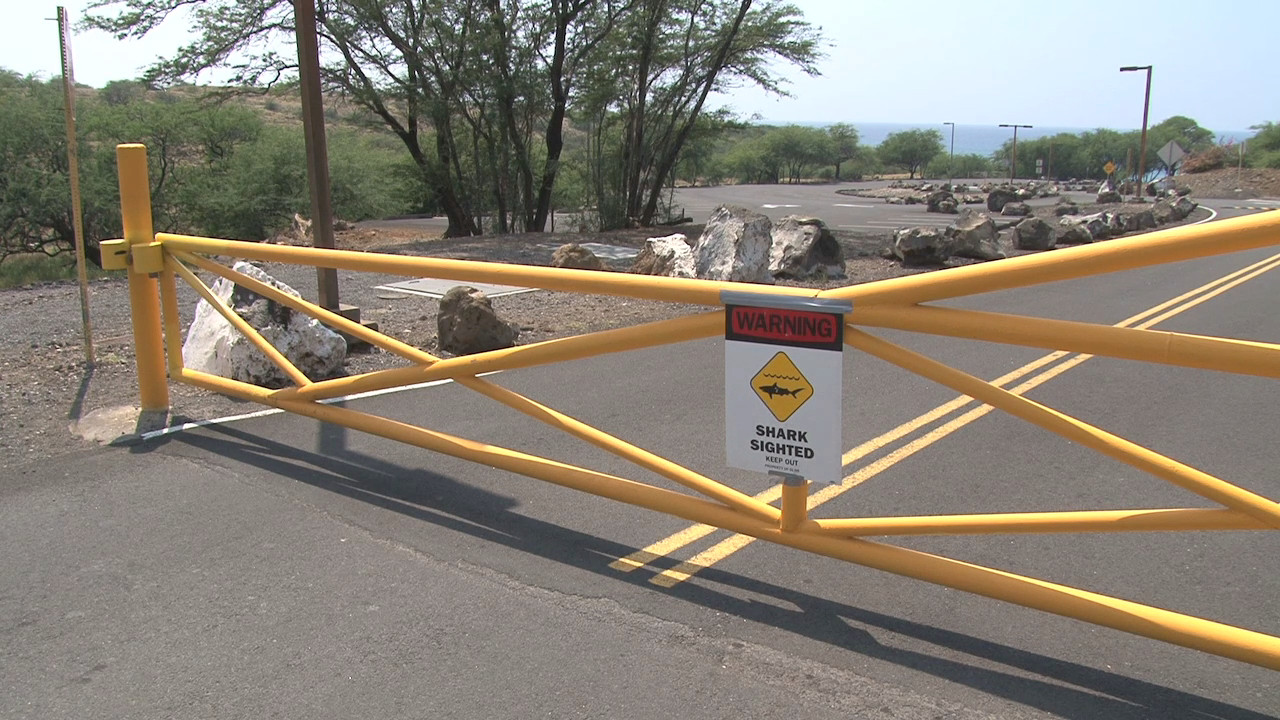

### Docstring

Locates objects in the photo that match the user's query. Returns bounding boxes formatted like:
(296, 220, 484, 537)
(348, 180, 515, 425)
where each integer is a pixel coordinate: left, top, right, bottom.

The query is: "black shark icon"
(758, 382, 803, 398)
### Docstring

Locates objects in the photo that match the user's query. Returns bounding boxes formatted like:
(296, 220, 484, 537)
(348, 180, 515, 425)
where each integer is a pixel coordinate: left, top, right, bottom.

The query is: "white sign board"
(723, 293, 850, 484)
(1157, 140, 1187, 169)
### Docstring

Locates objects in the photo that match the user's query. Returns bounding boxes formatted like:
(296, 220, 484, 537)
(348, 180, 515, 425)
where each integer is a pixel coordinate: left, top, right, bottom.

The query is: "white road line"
(761, 204, 801, 209)
(833, 203, 874, 208)
(138, 372, 502, 441)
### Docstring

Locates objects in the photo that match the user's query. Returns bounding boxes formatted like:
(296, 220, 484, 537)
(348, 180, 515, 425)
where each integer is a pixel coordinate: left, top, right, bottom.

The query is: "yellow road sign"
(751, 351, 812, 422)
(1104, 161, 1117, 175)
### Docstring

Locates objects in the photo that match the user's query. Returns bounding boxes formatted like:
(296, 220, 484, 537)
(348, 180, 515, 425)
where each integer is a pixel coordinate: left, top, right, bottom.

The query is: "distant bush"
(1182, 146, 1227, 173)
(1244, 122, 1280, 169)
(100, 79, 146, 106)
(0, 253, 120, 289)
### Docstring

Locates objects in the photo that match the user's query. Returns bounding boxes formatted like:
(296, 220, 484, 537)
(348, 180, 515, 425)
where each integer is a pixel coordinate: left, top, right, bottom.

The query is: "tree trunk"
(640, 0, 753, 225)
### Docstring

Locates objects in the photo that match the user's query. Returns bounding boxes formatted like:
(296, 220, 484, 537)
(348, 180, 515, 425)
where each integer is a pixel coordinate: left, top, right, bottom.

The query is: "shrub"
(1182, 146, 1227, 173)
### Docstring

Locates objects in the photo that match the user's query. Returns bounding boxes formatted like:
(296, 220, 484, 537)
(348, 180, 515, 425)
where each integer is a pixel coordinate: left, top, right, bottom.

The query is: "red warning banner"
(724, 304, 844, 350)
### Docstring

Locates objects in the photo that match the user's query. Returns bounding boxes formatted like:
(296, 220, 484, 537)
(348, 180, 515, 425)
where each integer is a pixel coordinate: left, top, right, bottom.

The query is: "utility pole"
(294, 0, 353, 319)
(1120, 65, 1153, 200)
(54, 6, 94, 366)
(999, 124, 1033, 183)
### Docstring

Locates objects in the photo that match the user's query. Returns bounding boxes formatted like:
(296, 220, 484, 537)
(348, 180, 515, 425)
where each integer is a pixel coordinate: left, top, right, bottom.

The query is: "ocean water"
(764, 121, 1257, 157)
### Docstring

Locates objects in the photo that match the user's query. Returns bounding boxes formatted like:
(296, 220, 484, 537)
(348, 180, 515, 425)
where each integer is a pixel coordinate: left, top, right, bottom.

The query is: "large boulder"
(1013, 217, 1056, 251)
(1170, 196, 1198, 220)
(926, 190, 958, 213)
(437, 286, 519, 355)
(1151, 200, 1176, 224)
(986, 186, 1019, 212)
(1001, 201, 1032, 217)
(692, 205, 774, 283)
(1065, 213, 1110, 240)
(1096, 189, 1124, 204)
(631, 234, 696, 278)
(945, 208, 1005, 261)
(182, 261, 346, 388)
(769, 216, 846, 279)
(550, 243, 605, 270)
(890, 226, 952, 266)
(1058, 223, 1094, 244)
(1105, 212, 1127, 237)
(1053, 201, 1078, 216)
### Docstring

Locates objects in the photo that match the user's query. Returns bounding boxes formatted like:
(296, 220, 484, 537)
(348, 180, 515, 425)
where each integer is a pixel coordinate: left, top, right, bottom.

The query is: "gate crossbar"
(112, 143, 1280, 670)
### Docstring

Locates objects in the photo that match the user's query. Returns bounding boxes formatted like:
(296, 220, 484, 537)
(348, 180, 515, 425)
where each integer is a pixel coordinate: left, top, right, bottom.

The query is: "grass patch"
(0, 254, 122, 289)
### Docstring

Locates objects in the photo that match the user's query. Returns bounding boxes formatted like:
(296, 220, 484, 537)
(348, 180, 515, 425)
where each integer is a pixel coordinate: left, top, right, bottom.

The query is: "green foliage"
(999, 116, 1217, 181)
(843, 145, 881, 180)
(1245, 122, 1280, 169)
(100, 79, 147, 106)
(0, 67, 419, 259)
(0, 71, 103, 263)
(722, 136, 774, 184)
(577, 0, 824, 226)
(762, 125, 834, 183)
(87, 0, 825, 234)
(924, 152, 991, 179)
(0, 253, 120, 289)
(1001, 129, 1134, 180)
(673, 110, 740, 187)
(827, 123, 859, 180)
(877, 129, 943, 179)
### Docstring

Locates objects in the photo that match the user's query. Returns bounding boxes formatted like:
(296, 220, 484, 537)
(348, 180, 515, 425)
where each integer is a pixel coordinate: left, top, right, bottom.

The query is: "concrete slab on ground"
(374, 278, 536, 299)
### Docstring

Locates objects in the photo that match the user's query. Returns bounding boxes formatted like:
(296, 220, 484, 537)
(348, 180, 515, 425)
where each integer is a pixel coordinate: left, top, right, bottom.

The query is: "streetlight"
(999, 123, 1032, 183)
(1120, 65, 1152, 200)
(943, 122, 955, 186)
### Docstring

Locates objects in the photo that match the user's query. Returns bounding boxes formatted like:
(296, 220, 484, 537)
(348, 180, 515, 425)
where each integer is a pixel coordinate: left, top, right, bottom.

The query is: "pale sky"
(4, 0, 1276, 132)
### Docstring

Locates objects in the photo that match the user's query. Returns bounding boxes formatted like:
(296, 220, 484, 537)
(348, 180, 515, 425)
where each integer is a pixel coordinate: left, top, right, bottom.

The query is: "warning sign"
(751, 352, 811, 422)
(723, 292, 850, 484)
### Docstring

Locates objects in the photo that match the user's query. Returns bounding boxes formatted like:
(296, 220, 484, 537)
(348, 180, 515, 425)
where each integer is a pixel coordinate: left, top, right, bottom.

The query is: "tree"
(0, 72, 83, 263)
(673, 110, 738, 186)
(877, 128, 942, 179)
(1244, 121, 1280, 169)
(86, 0, 822, 235)
(925, 152, 990, 180)
(758, 125, 832, 183)
(576, 0, 823, 227)
(87, 0, 635, 236)
(826, 123, 858, 180)
(1144, 115, 1214, 175)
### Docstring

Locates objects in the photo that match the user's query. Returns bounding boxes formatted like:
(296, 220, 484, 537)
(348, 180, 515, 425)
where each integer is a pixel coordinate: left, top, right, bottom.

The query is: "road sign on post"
(1157, 140, 1187, 171)
(723, 292, 851, 485)
(1104, 160, 1117, 176)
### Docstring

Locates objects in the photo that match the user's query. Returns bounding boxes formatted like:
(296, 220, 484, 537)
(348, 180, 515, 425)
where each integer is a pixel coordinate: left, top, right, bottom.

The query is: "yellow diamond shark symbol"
(751, 351, 812, 422)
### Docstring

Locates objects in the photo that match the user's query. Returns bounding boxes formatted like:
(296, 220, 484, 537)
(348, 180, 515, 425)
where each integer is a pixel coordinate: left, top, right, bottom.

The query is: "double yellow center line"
(610, 250, 1280, 587)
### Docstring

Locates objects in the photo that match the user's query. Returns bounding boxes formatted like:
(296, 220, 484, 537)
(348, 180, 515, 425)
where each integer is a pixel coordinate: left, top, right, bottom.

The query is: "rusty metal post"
(293, 0, 342, 312)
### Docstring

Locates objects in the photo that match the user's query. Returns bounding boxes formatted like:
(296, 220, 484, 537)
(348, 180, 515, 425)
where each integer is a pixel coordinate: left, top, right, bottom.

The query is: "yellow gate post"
(116, 144, 169, 412)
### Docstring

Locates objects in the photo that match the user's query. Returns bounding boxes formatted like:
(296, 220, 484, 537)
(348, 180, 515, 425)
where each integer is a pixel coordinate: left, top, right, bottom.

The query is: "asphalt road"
(4, 203, 1279, 718)
(673, 180, 1279, 230)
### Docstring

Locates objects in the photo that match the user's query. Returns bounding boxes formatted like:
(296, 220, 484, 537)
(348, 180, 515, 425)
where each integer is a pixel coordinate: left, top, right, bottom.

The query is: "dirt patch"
(1162, 167, 1280, 199)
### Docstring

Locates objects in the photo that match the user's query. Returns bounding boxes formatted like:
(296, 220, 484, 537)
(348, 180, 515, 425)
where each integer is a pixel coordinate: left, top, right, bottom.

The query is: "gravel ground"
(0, 203, 1209, 467)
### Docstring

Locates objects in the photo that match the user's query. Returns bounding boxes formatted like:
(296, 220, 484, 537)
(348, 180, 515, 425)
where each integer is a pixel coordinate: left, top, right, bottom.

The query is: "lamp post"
(1120, 65, 1152, 200)
(943, 122, 955, 186)
(999, 123, 1032, 183)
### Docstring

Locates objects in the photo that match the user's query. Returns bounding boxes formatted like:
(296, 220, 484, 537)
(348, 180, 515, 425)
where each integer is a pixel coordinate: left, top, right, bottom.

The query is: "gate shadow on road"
(163, 421, 1271, 720)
